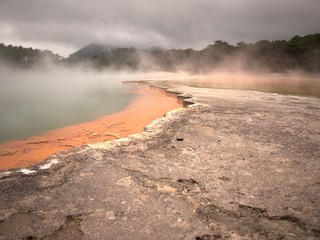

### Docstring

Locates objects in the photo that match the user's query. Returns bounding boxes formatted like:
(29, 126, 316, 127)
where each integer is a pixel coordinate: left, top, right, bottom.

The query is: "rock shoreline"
(1, 81, 320, 239)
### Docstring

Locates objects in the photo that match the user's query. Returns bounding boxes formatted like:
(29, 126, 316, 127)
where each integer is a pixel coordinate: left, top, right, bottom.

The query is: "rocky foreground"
(0, 82, 319, 239)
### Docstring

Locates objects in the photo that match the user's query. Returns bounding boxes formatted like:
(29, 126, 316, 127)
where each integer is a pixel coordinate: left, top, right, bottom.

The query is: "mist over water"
(0, 66, 140, 143)
(163, 72, 320, 97)
(1, 59, 319, 145)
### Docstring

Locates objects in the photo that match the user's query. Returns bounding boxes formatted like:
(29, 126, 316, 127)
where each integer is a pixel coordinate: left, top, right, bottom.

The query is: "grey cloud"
(0, 0, 319, 56)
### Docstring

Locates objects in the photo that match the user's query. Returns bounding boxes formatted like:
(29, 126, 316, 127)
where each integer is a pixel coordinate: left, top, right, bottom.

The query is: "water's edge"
(0, 81, 194, 176)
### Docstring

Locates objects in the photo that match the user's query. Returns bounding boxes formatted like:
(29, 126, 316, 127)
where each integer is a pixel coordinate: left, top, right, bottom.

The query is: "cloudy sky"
(1, 0, 319, 57)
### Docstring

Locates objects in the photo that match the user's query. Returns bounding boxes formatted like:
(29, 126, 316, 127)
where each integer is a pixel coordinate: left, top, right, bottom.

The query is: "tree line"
(0, 43, 61, 68)
(1, 33, 320, 73)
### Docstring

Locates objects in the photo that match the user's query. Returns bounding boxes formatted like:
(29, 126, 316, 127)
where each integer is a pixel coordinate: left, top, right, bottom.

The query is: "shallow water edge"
(0, 84, 182, 170)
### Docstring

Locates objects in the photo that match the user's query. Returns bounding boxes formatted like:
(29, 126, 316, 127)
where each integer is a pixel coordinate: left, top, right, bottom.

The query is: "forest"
(0, 43, 61, 68)
(1, 33, 320, 73)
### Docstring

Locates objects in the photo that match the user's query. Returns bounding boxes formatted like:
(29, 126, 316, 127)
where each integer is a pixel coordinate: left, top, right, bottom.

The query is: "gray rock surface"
(1, 82, 320, 239)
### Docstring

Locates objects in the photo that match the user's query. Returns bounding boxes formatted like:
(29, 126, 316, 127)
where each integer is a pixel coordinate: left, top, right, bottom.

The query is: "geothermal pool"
(0, 68, 182, 170)
(0, 69, 137, 143)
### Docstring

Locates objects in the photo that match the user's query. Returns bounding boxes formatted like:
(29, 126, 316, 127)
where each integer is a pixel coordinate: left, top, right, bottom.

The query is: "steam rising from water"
(162, 72, 320, 97)
(0, 66, 144, 143)
(1, 60, 319, 143)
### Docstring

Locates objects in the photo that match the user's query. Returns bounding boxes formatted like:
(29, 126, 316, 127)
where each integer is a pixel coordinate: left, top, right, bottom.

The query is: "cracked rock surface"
(1, 83, 320, 239)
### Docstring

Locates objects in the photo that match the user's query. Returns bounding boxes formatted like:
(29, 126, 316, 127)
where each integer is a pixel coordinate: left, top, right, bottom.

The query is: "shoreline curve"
(0, 83, 183, 171)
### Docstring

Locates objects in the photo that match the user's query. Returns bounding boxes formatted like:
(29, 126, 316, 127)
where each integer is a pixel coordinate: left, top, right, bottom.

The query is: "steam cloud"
(0, 52, 319, 144)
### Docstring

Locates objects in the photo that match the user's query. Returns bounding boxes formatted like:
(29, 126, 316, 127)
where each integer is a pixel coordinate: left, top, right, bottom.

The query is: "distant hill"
(66, 33, 320, 73)
(68, 44, 164, 60)
(68, 43, 113, 60)
(66, 44, 148, 70)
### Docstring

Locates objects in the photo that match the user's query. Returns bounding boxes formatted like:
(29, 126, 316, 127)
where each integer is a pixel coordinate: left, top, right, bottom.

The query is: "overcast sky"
(0, 0, 319, 57)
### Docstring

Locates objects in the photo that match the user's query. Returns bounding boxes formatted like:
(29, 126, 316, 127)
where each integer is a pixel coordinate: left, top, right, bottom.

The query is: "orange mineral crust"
(0, 85, 182, 170)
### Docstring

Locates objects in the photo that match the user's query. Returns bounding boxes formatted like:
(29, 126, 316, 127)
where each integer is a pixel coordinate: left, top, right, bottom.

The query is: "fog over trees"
(1, 33, 320, 73)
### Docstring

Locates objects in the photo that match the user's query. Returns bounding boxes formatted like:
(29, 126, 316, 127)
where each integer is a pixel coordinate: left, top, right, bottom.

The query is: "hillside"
(67, 33, 320, 73)
(68, 43, 113, 60)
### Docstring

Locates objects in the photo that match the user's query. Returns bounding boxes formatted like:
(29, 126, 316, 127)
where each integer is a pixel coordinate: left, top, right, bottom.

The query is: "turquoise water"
(0, 68, 137, 143)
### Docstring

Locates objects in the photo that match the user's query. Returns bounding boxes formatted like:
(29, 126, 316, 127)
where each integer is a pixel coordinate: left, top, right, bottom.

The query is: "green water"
(0, 68, 137, 143)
